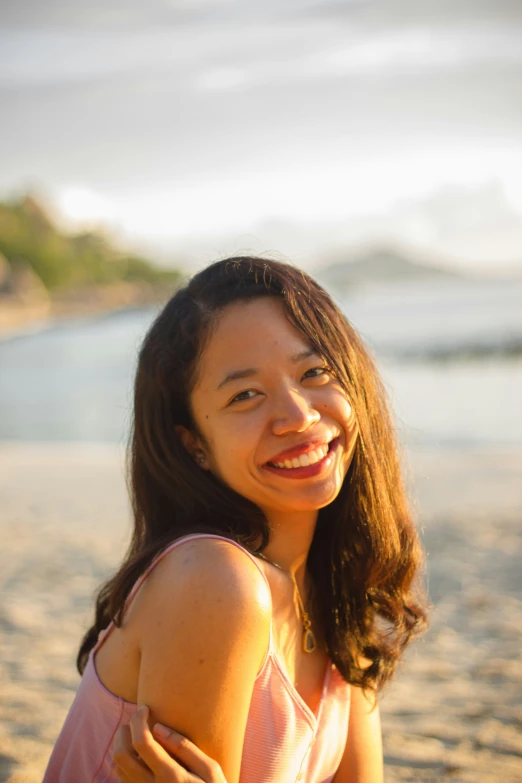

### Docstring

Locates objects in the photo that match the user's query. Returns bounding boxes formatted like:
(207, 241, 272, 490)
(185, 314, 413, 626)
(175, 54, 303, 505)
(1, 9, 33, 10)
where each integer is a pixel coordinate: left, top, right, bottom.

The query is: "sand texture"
(0, 442, 521, 783)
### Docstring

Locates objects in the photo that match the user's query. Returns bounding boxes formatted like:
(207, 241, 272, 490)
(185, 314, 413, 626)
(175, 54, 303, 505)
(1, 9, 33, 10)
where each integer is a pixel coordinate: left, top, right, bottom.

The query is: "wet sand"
(0, 442, 521, 783)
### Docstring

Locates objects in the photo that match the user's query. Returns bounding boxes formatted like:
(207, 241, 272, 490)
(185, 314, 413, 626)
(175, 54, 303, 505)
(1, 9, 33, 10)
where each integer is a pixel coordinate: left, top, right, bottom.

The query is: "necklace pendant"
(303, 627, 316, 654)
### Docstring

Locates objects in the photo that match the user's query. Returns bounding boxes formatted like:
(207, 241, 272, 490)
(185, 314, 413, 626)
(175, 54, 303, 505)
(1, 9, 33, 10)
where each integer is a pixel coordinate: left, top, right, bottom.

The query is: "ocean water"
(0, 276, 521, 448)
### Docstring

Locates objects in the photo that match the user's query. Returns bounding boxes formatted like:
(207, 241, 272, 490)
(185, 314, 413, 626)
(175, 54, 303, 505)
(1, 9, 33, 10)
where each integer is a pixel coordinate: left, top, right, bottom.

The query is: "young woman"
(43, 256, 428, 783)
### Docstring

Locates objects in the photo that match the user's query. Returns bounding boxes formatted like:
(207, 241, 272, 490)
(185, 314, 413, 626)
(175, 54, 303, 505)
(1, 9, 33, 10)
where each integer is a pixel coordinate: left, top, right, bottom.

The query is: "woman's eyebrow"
(216, 349, 320, 390)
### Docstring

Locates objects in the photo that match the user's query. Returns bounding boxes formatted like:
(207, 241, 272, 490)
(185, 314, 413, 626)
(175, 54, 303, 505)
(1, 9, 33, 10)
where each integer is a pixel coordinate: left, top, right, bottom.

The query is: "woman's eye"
(304, 366, 331, 378)
(230, 390, 258, 404)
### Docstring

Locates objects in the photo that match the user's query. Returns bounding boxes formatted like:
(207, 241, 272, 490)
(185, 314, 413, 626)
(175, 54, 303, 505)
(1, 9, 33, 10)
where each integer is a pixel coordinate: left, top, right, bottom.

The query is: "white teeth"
(272, 443, 330, 469)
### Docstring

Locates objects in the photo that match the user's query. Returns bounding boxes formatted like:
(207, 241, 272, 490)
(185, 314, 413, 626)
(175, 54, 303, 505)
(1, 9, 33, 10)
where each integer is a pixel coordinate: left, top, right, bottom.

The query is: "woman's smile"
(262, 435, 342, 479)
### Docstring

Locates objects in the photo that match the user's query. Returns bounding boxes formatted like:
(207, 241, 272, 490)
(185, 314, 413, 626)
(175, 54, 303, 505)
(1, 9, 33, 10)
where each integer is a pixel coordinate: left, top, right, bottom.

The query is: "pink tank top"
(43, 534, 351, 783)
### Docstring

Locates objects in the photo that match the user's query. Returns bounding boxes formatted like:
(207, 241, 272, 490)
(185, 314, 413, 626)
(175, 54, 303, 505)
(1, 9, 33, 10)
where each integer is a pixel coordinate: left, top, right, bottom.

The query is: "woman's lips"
(264, 436, 335, 465)
(262, 436, 341, 479)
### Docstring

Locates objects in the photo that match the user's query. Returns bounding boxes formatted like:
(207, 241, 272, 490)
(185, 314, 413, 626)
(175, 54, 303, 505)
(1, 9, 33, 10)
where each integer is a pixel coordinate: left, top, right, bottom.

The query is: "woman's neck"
(254, 512, 317, 598)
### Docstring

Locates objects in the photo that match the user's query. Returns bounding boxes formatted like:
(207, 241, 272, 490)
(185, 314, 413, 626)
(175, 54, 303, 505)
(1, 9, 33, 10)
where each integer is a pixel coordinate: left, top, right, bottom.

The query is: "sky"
(1, 0, 522, 274)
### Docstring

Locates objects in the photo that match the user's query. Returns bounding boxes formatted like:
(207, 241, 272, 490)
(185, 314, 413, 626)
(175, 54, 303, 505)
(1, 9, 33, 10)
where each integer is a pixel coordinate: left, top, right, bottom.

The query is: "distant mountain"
(313, 248, 462, 290)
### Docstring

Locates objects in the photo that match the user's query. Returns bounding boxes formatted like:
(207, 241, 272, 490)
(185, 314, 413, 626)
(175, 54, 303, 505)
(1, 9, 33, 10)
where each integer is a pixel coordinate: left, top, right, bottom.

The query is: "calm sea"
(0, 276, 521, 448)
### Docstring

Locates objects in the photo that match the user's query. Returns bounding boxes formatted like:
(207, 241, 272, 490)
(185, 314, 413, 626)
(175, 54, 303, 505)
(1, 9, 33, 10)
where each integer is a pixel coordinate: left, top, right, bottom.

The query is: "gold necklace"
(254, 551, 317, 654)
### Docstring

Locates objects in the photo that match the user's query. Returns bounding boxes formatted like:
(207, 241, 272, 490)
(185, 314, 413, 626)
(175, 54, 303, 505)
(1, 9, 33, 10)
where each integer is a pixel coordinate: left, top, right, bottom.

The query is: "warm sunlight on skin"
(177, 298, 359, 539)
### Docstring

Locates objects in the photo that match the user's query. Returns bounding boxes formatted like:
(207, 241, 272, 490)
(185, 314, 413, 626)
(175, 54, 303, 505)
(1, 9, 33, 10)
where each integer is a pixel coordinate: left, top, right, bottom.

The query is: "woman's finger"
(129, 705, 227, 783)
(128, 706, 193, 781)
(152, 722, 227, 783)
(113, 724, 154, 783)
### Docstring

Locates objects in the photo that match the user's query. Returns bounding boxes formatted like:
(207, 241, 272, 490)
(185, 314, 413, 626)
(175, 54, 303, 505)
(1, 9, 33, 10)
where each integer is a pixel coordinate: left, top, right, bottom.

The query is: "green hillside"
(0, 194, 182, 292)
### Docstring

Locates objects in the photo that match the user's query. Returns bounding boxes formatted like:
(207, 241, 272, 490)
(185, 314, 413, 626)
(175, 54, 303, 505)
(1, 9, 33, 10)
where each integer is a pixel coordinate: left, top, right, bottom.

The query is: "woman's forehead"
(211, 298, 305, 347)
(196, 299, 316, 384)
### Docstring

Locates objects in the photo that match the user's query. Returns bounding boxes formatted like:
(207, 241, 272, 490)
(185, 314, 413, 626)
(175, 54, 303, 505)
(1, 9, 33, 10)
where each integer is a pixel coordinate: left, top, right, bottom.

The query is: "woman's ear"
(174, 425, 207, 467)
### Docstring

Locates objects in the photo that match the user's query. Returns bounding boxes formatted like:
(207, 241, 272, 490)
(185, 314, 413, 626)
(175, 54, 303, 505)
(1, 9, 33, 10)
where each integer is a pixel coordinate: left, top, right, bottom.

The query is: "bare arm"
(132, 540, 271, 783)
(332, 684, 383, 783)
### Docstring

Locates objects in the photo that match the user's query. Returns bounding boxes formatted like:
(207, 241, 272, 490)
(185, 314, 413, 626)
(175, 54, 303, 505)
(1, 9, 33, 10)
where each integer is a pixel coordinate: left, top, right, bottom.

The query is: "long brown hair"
(78, 256, 428, 692)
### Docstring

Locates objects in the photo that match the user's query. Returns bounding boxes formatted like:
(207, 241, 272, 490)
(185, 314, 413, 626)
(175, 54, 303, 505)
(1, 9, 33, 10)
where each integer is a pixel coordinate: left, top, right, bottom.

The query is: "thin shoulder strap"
(93, 533, 272, 655)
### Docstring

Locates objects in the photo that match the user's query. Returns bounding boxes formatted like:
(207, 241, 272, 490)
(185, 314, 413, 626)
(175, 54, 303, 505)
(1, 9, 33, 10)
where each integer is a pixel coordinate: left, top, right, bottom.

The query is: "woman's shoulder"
(129, 534, 272, 630)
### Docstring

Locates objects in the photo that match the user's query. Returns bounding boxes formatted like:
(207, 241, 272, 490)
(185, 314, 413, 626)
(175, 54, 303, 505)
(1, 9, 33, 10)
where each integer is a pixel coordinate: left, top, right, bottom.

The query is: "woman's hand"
(113, 705, 229, 783)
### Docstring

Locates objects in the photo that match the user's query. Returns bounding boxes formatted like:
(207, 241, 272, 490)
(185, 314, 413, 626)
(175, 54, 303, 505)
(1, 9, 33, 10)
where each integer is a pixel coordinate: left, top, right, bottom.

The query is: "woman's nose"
(271, 388, 321, 434)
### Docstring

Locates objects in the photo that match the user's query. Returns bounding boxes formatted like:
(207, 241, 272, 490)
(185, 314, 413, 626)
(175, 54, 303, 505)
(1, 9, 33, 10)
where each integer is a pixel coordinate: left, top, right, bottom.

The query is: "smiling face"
(176, 297, 358, 525)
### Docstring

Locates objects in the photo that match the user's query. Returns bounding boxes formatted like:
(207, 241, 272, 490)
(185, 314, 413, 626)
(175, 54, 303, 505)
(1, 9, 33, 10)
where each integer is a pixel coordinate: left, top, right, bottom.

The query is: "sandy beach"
(0, 442, 521, 783)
